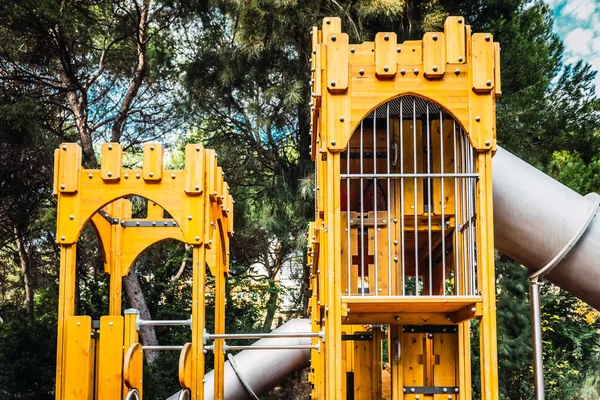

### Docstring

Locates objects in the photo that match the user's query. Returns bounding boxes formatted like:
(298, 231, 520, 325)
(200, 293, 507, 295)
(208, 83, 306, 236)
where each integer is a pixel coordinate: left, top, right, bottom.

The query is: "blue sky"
(545, 0, 600, 94)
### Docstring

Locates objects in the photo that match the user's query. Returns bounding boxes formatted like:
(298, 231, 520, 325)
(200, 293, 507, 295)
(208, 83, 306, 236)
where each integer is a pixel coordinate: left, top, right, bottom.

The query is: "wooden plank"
(471, 33, 494, 93)
(326, 33, 349, 93)
(342, 296, 482, 314)
(397, 41, 422, 65)
(402, 333, 424, 387)
(343, 312, 454, 326)
(354, 332, 373, 400)
(402, 120, 424, 215)
(142, 143, 163, 181)
(444, 16, 466, 64)
(178, 342, 193, 389)
(423, 32, 446, 78)
(375, 32, 397, 78)
(64, 316, 93, 400)
(494, 42, 502, 97)
(101, 143, 122, 182)
(56, 143, 82, 193)
(433, 332, 457, 400)
(184, 144, 205, 195)
(97, 316, 124, 400)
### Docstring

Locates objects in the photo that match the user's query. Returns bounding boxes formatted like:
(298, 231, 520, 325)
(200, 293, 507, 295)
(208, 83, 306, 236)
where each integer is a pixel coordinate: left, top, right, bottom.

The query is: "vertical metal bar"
(440, 110, 446, 296)
(386, 103, 392, 295)
(360, 120, 365, 296)
(531, 277, 545, 400)
(413, 98, 419, 295)
(468, 145, 476, 295)
(453, 121, 460, 295)
(400, 99, 406, 296)
(426, 104, 433, 295)
(374, 110, 379, 296)
(346, 143, 351, 295)
(461, 129, 468, 295)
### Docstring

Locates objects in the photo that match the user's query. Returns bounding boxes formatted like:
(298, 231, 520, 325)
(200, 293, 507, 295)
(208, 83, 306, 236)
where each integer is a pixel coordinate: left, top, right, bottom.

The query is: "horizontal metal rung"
(121, 220, 179, 227)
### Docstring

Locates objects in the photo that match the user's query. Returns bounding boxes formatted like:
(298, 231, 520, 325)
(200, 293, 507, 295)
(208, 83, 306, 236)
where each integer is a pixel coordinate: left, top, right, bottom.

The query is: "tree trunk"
(262, 279, 279, 332)
(123, 269, 159, 364)
(13, 225, 33, 318)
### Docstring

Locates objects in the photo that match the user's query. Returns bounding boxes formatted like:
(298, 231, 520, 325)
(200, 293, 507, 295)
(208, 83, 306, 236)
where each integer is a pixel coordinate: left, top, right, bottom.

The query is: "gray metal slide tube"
(203, 318, 311, 400)
(493, 146, 600, 310)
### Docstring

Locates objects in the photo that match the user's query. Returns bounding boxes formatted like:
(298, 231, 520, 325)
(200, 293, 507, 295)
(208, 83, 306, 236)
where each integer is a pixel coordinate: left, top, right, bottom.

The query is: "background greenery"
(1, 0, 600, 399)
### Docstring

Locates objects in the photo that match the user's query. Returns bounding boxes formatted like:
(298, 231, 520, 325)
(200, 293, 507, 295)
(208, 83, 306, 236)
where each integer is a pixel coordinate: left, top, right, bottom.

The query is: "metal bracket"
(341, 333, 373, 341)
(404, 386, 459, 395)
(402, 325, 458, 334)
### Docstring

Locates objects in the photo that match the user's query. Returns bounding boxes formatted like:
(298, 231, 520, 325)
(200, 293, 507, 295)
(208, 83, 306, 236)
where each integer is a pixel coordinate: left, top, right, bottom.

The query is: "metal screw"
(331, 35, 336, 42)
(60, 184, 65, 190)
(208, 240, 212, 244)
(330, 81, 336, 87)
(195, 236, 200, 241)
(458, 18, 463, 23)
(455, 69, 460, 75)
(384, 34, 389, 41)
(397, 47, 401, 53)
(433, 66, 438, 72)
(70, 215, 74, 220)
(401, 69, 406, 75)
(331, 140, 336, 146)
(61, 236, 66, 241)
(109, 322, 114, 326)
(77, 322, 81, 326)
(413, 68, 419, 75)
(433, 34, 438, 41)
(124, 174, 129, 179)
(150, 145, 155, 150)
(149, 172, 154, 177)
(339, 116, 345, 122)
(171, 174, 176, 179)
(485, 140, 491, 146)
(188, 215, 193, 220)
(476, 116, 481, 122)
(350, 47, 355, 53)
(88, 173, 93, 179)
(485, 35, 491, 41)
(486, 80, 492, 86)
(136, 174, 141, 179)
(107, 172, 112, 177)
(195, 185, 200, 191)
(378, 288, 383, 292)
(196, 146, 201, 151)
(325, 19, 331, 24)
(108, 145, 113, 150)
(62, 145, 67, 150)
(384, 66, 389, 72)
(458, 56, 463, 62)
(359, 69, 364, 75)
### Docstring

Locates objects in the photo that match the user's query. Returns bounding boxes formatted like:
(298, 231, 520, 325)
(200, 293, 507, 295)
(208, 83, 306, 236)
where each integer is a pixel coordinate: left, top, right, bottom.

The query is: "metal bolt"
(433, 66, 438, 72)
(485, 140, 491, 146)
(107, 172, 112, 177)
(188, 215, 193, 220)
(171, 174, 176, 179)
(433, 34, 438, 41)
(331, 140, 336, 146)
(149, 172, 154, 177)
(150, 145, 155, 150)
(77, 322, 81, 326)
(455, 388, 459, 393)
(124, 174, 129, 179)
(486, 79, 492, 86)
(455, 69, 460, 75)
(330, 81, 336, 87)
(458, 18, 463, 23)
(196, 146, 201, 151)
(62, 145, 67, 150)
(475, 116, 481, 122)
(350, 47, 355, 53)
(378, 288, 383, 292)
(394, 257, 399, 262)
(325, 19, 331, 24)
(384, 65, 389, 72)
(413, 68, 419, 75)
(359, 69, 364, 75)
(60, 184, 65, 190)
(152, 222, 156, 226)
(70, 215, 74, 220)
(485, 35, 491, 42)
(395, 316, 400, 321)
(195, 185, 200, 191)
(331, 35, 336, 42)
(108, 145, 113, 150)
(195, 236, 200, 241)
(109, 322, 114, 326)
(208, 240, 212, 244)
(339, 116, 345, 122)
(411, 388, 416, 393)
(136, 222, 140, 226)
(458, 56, 463, 62)
(88, 173, 93, 179)
(394, 240, 398, 245)
(61, 236, 66, 241)
(136, 174, 140, 179)
(164, 221, 168, 226)
(443, 388, 448, 393)
(384, 34, 389, 41)
(401, 69, 406, 75)
(471, 307, 477, 312)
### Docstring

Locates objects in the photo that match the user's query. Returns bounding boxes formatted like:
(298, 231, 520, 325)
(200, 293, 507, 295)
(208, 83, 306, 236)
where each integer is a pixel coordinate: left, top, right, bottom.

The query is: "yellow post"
(55, 244, 76, 400)
(191, 245, 206, 400)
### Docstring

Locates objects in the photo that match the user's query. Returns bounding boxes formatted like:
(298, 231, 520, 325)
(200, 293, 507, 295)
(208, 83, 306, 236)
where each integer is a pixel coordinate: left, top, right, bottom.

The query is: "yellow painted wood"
(433, 331, 457, 400)
(56, 143, 82, 194)
(97, 316, 124, 400)
(444, 17, 466, 64)
(123, 343, 144, 396)
(142, 143, 164, 181)
(402, 120, 423, 215)
(327, 33, 349, 93)
(101, 143, 123, 182)
(191, 245, 206, 400)
(184, 144, 205, 195)
(343, 313, 454, 326)
(123, 310, 140, 399)
(493, 43, 502, 97)
(471, 33, 494, 93)
(179, 343, 193, 390)
(375, 32, 398, 78)
(354, 331, 373, 400)
(423, 32, 446, 78)
(397, 41, 423, 65)
(64, 316, 93, 400)
(342, 296, 481, 314)
(431, 120, 456, 215)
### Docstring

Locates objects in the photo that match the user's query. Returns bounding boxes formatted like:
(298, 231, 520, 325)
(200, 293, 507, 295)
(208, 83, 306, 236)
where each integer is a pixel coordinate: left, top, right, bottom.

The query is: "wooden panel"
(142, 143, 163, 181)
(397, 41, 422, 65)
(471, 33, 494, 92)
(215, 166, 224, 203)
(433, 332, 457, 400)
(64, 316, 93, 400)
(56, 143, 82, 193)
(101, 143, 122, 181)
(375, 32, 397, 78)
(184, 144, 205, 195)
(97, 316, 124, 400)
(179, 342, 193, 389)
(354, 332, 373, 400)
(326, 33, 349, 93)
(444, 16, 466, 64)
(423, 32, 446, 78)
(206, 149, 217, 201)
(494, 42, 502, 97)
(401, 120, 423, 215)
(402, 333, 424, 387)
(431, 120, 456, 215)
(342, 296, 482, 314)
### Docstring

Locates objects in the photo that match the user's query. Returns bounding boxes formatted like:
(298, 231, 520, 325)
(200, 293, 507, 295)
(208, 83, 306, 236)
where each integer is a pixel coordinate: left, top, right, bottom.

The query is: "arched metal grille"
(340, 96, 478, 297)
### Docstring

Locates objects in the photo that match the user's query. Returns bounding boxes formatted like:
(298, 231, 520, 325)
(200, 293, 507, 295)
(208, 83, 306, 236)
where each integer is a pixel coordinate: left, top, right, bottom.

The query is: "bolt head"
(88, 173, 93, 179)
(62, 145, 67, 150)
(458, 18, 463, 23)
(413, 68, 419, 75)
(61, 236, 66, 241)
(331, 35, 336, 42)
(458, 56, 463, 62)
(401, 69, 406, 75)
(195, 185, 200, 191)
(149, 172, 154, 177)
(485, 140, 491, 146)
(339, 116, 345, 122)
(107, 172, 112, 177)
(384, 66, 389, 72)
(330, 81, 336, 87)
(397, 47, 401, 53)
(455, 69, 460, 75)
(108, 145, 113, 150)
(330, 140, 336, 146)
(384, 34, 389, 41)
(124, 174, 129, 179)
(150, 145, 155, 150)
(485, 35, 491, 41)
(60, 184, 65, 190)
(188, 215, 193, 220)
(475, 116, 481, 122)
(325, 19, 330, 24)
(359, 69, 364, 76)
(433, 34, 438, 41)
(433, 66, 438, 72)
(195, 236, 200, 241)
(171, 174, 176, 179)
(136, 174, 141, 179)
(350, 47, 355, 53)
(486, 79, 492, 86)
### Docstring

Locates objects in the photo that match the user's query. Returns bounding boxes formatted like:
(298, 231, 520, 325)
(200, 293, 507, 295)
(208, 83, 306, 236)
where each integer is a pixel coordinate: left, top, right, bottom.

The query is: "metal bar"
(453, 121, 460, 295)
(340, 173, 479, 178)
(413, 98, 419, 295)
(404, 386, 460, 395)
(223, 345, 320, 351)
(374, 109, 379, 296)
(121, 220, 179, 228)
(440, 110, 447, 296)
(426, 104, 433, 295)
(386, 102, 392, 295)
(346, 142, 351, 295)
(206, 332, 323, 340)
(530, 278, 545, 400)
(360, 120, 365, 296)
(400, 100, 406, 296)
(138, 319, 191, 327)
(143, 345, 184, 350)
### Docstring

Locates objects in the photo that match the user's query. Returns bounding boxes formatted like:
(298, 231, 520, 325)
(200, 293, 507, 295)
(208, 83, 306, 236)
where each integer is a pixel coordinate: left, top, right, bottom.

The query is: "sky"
(545, 0, 600, 94)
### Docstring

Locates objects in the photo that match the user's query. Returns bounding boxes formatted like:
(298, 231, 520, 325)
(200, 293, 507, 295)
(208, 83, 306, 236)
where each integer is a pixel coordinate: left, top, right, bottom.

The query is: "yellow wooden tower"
(306, 16, 501, 399)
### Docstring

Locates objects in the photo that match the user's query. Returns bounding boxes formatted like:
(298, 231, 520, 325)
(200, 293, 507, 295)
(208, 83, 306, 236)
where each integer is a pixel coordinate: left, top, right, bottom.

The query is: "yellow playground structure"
(54, 15, 600, 400)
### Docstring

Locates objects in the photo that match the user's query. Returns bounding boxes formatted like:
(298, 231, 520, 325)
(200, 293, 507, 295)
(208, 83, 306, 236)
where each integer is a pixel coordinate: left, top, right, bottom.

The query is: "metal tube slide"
(203, 318, 312, 400)
(493, 147, 600, 309)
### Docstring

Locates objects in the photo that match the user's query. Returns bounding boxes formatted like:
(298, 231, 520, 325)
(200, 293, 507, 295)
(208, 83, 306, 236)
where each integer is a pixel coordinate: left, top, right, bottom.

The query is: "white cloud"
(545, 0, 566, 8)
(564, 28, 595, 57)
(561, 0, 599, 21)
